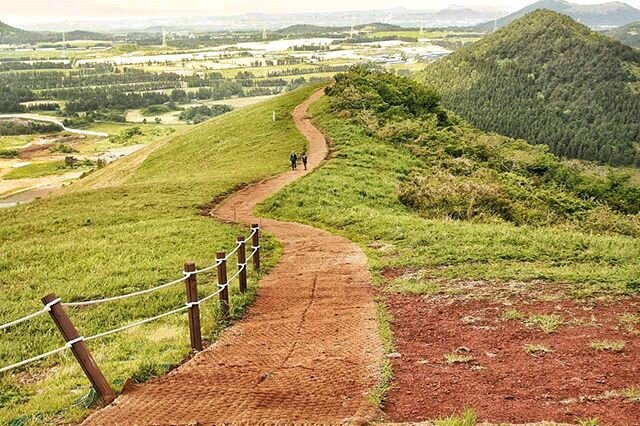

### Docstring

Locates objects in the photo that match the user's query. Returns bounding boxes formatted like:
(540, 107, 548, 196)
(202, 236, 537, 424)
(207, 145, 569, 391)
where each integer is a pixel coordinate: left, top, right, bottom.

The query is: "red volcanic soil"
(384, 294, 640, 425)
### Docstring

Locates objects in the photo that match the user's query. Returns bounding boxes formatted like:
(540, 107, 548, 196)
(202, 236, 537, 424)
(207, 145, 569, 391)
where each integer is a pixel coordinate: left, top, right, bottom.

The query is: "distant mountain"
(435, 7, 496, 21)
(17, 7, 506, 33)
(0, 20, 110, 44)
(606, 21, 640, 47)
(64, 30, 109, 41)
(476, 0, 640, 30)
(275, 22, 402, 36)
(421, 10, 640, 166)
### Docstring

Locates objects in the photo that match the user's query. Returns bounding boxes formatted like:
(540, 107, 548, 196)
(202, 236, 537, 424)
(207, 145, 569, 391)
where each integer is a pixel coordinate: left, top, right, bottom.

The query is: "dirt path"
(82, 89, 384, 425)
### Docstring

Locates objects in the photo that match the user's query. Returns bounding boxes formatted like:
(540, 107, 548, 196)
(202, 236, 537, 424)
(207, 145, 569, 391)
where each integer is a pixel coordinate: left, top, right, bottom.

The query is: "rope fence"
(0, 298, 60, 331)
(0, 224, 261, 405)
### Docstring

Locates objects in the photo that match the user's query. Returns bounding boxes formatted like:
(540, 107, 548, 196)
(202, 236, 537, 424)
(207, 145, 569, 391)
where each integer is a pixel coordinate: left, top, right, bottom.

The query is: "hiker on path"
(290, 151, 298, 171)
(301, 152, 308, 170)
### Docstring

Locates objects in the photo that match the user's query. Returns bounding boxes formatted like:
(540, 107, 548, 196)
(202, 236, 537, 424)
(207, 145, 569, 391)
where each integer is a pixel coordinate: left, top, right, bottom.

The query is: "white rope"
(0, 345, 68, 374)
(63, 277, 188, 307)
(84, 305, 189, 342)
(66, 336, 84, 347)
(242, 227, 259, 244)
(192, 259, 222, 275)
(224, 241, 242, 260)
(0, 298, 60, 331)
(247, 246, 260, 260)
(189, 286, 226, 307)
(226, 264, 245, 284)
(59, 226, 258, 307)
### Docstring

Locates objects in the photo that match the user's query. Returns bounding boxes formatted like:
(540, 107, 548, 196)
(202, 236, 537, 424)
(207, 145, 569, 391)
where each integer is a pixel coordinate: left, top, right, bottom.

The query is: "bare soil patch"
(384, 293, 640, 425)
(18, 134, 85, 159)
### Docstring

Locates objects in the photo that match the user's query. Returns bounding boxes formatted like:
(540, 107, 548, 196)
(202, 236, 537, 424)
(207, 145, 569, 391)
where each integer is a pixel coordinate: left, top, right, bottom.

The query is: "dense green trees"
(0, 86, 33, 113)
(179, 105, 233, 123)
(0, 119, 61, 135)
(329, 66, 640, 236)
(421, 10, 640, 167)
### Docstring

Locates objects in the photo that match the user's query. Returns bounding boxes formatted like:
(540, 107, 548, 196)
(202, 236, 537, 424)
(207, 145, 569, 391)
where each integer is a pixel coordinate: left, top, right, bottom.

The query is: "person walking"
(289, 151, 298, 171)
(301, 152, 308, 170)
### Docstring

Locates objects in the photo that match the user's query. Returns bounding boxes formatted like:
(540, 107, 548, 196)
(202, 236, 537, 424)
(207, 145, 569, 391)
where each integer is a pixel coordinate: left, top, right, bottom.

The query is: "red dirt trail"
(82, 90, 384, 425)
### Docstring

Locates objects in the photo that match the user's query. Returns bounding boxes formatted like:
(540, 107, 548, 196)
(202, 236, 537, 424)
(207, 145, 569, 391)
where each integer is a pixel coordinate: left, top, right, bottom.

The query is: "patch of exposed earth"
(383, 280, 640, 425)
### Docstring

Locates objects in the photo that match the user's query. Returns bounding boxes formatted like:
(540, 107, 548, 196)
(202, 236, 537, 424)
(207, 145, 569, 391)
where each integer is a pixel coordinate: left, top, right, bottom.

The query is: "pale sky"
(4, 0, 640, 23)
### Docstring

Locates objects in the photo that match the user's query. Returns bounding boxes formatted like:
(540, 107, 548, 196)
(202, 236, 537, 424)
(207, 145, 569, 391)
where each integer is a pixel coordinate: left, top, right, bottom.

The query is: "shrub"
(399, 169, 514, 222)
(50, 143, 78, 154)
(179, 105, 232, 122)
(0, 149, 19, 158)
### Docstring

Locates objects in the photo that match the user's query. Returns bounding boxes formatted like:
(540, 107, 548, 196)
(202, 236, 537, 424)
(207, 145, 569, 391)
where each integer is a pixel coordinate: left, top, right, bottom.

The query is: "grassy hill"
(475, 0, 640, 30)
(607, 21, 640, 47)
(260, 67, 640, 295)
(0, 86, 314, 424)
(420, 10, 640, 167)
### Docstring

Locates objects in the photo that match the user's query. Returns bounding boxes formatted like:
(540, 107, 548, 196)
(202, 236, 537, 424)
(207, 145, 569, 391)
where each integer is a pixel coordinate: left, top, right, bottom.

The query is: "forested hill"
(0, 21, 109, 44)
(0, 21, 39, 44)
(420, 10, 640, 167)
(607, 22, 640, 47)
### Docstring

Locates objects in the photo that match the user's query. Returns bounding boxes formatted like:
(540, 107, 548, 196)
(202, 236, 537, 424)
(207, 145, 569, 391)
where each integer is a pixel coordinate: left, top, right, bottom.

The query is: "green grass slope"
(0, 86, 314, 424)
(420, 10, 640, 167)
(259, 68, 640, 300)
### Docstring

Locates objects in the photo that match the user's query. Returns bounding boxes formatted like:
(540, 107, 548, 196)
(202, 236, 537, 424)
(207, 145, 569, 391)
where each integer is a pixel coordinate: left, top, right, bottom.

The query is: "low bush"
(179, 105, 233, 123)
(0, 149, 19, 158)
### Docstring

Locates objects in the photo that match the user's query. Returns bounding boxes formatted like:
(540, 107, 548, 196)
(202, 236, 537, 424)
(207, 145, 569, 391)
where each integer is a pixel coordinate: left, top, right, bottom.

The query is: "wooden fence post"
(41, 293, 115, 404)
(251, 224, 261, 272)
(237, 236, 247, 293)
(184, 262, 203, 352)
(216, 252, 230, 320)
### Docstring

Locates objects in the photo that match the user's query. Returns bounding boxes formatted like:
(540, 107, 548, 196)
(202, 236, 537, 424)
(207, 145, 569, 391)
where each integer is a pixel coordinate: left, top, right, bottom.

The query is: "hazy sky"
(4, 0, 640, 23)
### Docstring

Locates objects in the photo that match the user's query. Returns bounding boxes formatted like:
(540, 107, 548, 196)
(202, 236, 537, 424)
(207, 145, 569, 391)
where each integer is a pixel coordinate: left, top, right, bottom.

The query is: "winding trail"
(83, 89, 383, 425)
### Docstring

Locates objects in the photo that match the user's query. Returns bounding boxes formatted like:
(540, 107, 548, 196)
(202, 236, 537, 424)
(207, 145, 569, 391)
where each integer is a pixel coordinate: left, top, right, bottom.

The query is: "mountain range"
(475, 0, 640, 30)
(7, 7, 503, 33)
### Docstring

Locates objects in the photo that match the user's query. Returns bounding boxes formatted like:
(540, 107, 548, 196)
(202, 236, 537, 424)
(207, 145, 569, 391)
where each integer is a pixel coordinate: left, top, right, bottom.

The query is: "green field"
(3, 161, 67, 180)
(258, 90, 640, 298)
(0, 86, 313, 424)
(0, 135, 33, 150)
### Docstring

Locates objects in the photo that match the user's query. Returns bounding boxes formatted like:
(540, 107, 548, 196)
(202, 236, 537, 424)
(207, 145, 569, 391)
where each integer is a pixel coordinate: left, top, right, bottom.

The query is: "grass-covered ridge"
(258, 67, 640, 295)
(0, 86, 313, 424)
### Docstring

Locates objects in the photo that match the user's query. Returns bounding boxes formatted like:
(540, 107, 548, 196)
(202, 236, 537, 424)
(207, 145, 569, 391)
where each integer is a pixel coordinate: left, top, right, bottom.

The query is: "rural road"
(82, 89, 384, 425)
(0, 114, 109, 137)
